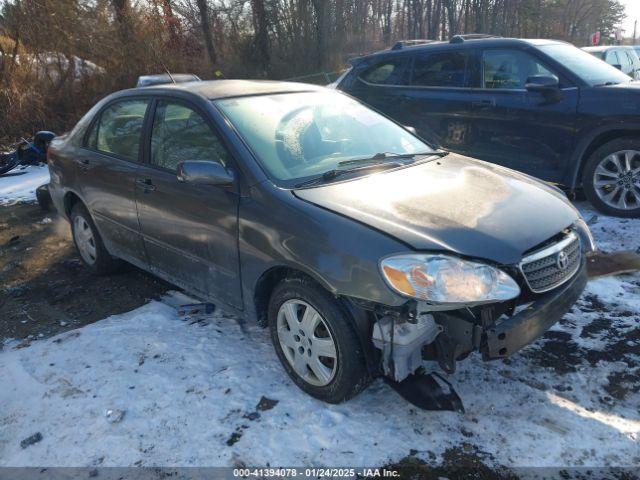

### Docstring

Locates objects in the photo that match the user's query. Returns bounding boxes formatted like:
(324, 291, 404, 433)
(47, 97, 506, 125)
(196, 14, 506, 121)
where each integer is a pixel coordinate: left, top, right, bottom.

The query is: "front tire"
(70, 203, 122, 275)
(268, 277, 370, 403)
(582, 139, 640, 217)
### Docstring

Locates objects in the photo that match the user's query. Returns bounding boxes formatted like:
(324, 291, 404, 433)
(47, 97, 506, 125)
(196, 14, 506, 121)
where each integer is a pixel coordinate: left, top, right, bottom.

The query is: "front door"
(465, 48, 578, 182)
(135, 99, 242, 308)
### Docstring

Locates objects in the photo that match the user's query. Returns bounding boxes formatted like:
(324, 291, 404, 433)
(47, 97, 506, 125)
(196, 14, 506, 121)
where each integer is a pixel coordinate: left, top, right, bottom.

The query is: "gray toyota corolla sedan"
(48, 80, 595, 403)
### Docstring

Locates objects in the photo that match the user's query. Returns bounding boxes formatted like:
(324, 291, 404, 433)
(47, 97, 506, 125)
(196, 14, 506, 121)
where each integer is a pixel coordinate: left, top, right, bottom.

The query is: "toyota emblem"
(556, 250, 569, 270)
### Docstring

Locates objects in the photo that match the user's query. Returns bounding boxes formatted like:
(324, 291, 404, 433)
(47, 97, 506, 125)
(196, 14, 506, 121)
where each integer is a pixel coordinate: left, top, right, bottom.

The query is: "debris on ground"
(19, 432, 43, 449)
(104, 409, 125, 424)
(256, 396, 278, 412)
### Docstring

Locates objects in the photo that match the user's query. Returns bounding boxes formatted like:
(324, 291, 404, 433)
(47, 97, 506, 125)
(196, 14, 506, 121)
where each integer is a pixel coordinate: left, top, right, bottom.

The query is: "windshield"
(539, 43, 631, 86)
(216, 91, 432, 185)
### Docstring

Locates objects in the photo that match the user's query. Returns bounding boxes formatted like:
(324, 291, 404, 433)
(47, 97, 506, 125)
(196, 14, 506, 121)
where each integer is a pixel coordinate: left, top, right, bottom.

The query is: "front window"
(539, 43, 631, 86)
(150, 101, 230, 171)
(216, 91, 432, 185)
(482, 49, 554, 89)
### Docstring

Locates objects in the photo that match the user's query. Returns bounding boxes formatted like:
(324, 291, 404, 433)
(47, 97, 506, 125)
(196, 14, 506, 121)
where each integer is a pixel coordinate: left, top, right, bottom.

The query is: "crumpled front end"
(369, 226, 591, 379)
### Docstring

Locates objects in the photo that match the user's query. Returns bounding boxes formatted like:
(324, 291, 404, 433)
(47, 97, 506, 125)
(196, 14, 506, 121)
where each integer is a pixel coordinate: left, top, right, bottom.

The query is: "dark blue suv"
(337, 35, 640, 217)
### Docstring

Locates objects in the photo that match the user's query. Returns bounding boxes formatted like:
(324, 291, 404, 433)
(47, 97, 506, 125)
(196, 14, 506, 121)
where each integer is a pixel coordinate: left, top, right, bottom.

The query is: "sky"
(620, 0, 640, 36)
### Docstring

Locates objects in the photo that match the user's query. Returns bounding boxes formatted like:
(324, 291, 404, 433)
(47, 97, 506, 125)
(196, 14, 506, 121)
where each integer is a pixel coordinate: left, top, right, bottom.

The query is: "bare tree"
(251, 0, 270, 75)
(196, 0, 217, 70)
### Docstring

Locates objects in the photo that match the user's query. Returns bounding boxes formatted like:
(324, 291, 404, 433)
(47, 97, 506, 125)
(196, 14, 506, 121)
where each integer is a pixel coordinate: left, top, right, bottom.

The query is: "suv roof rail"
(391, 39, 436, 50)
(449, 34, 502, 44)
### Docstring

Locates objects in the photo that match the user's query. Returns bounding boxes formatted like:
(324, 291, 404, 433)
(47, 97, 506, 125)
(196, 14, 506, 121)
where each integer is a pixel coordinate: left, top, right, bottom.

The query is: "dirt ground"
(0, 202, 168, 348)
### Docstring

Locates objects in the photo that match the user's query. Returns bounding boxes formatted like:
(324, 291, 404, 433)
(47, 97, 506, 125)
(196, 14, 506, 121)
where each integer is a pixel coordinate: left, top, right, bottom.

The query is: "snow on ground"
(0, 203, 638, 468)
(0, 165, 50, 205)
(575, 201, 640, 253)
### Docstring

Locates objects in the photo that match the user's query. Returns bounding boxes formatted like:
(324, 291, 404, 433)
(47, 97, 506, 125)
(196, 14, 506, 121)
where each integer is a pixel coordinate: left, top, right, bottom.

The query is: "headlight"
(380, 254, 520, 305)
(574, 219, 596, 254)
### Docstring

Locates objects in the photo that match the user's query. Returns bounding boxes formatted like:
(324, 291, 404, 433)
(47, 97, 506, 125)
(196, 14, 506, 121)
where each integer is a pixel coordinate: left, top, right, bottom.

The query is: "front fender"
(565, 122, 640, 189)
(239, 183, 409, 322)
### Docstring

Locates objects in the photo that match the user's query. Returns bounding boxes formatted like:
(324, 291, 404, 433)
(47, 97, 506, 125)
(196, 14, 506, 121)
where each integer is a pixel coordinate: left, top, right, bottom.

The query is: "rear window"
(86, 99, 149, 162)
(411, 51, 468, 87)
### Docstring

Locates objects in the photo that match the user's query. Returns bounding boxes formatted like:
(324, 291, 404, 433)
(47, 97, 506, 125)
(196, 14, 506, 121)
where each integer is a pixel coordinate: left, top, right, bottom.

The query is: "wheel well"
(577, 130, 640, 187)
(63, 191, 82, 218)
(253, 266, 326, 327)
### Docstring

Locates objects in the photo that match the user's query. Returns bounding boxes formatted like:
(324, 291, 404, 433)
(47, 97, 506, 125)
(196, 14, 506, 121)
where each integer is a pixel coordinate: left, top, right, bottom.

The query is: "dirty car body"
(47, 80, 594, 403)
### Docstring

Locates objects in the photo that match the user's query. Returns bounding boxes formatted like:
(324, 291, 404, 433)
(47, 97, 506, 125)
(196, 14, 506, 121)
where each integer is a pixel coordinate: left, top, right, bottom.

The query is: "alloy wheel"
(593, 149, 640, 211)
(276, 299, 338, 387)
(73, 216, 97, 265)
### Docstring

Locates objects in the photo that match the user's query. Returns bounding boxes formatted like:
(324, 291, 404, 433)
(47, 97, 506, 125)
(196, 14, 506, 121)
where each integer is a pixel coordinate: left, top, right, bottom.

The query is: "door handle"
(471, 99, 496, 109)
(136, 178, 156, 192)
(76, 158, 90, 171)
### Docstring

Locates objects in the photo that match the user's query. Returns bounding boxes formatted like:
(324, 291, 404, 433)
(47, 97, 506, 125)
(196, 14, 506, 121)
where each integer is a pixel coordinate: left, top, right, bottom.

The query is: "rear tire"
(582, 138, 640, 217)
(36, 185, 52, 211)
(268, 277, 370, 403)
(70, 203, 122, 275)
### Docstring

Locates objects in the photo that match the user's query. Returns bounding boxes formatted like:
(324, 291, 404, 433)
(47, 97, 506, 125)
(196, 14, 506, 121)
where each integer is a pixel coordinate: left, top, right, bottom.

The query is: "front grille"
(520, 231, 581, 293)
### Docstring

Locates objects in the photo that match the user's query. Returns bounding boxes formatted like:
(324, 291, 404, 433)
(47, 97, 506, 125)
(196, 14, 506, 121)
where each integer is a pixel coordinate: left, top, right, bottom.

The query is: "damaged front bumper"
(367, 257, 588, 380)
(429, 258, 588, 371)
(483, 258, 587, 359)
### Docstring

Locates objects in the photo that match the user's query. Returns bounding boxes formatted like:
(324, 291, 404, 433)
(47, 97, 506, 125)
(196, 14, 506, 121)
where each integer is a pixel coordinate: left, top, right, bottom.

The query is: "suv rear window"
(360, 58, 408, 85)
(411, 51, 468, 87)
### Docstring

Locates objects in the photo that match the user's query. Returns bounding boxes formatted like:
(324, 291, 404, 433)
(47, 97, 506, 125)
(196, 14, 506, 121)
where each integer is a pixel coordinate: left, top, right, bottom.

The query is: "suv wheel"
(268, 277, 369, 403)
(582, 138, 640, 217)
(70, 203, 122, 274)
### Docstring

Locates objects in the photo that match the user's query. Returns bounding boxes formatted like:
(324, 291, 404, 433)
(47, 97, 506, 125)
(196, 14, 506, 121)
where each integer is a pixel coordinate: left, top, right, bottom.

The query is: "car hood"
(601, 80, 640, 91)
(293, 154, 580, 265)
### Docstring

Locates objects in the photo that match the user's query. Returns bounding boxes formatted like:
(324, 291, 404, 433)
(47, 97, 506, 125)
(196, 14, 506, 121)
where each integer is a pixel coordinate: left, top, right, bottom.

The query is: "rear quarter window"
(359, 57, 408, 85)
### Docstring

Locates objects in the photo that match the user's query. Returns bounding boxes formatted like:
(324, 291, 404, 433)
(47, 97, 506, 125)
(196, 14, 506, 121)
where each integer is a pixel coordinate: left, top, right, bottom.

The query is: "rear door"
(398, 49, 473, 152)
(78, 97, 150, 263)
(464, 47, 579, 182)
(135, 98, 242, 308)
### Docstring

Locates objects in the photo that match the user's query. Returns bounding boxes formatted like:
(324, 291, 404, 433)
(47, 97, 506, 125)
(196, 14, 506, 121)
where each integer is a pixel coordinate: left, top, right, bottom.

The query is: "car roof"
(583, 45, 634, 52)
(128, 79, 325, 100)
(358, 37, 567, 60)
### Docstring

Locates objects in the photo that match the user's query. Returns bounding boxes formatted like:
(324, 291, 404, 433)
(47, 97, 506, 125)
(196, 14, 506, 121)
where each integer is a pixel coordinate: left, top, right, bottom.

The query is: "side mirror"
(404, 125, 417, 135)
(525, 74, 560, 93)
(177, 160, 234, 186)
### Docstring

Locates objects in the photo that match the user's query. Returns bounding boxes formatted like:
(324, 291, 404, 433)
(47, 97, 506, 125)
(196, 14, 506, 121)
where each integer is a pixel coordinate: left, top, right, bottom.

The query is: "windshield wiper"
(337, 150, 447, 167)
(294, 151, 449, 188)
(294, 161, 404, 188)
(594, 81, 621, 87)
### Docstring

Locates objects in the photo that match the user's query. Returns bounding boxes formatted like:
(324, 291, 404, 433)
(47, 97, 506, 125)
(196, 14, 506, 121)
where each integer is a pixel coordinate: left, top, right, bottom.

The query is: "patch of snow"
(0, 284, 638, 467)
(575, 201, 640, 253)
(0, 165, 50, 205)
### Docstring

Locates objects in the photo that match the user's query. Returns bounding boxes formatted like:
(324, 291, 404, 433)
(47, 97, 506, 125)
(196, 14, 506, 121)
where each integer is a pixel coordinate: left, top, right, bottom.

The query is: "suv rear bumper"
(482, 258, 587, 359)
